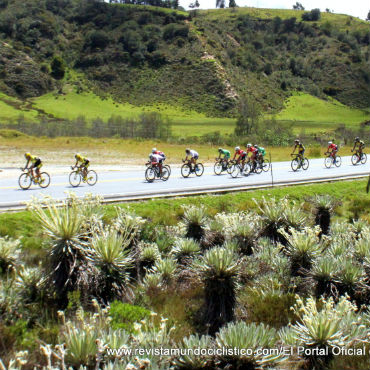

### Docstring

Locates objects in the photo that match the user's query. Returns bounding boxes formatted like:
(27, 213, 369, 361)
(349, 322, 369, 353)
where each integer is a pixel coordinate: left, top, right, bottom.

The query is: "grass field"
(274, 93, 370, 129)
(200, 7, 369, 32)
(1, 90, 369, 137)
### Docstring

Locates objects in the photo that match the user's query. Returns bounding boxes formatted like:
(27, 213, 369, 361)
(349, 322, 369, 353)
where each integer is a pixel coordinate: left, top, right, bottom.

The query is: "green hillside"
(0, 0, 369, 129)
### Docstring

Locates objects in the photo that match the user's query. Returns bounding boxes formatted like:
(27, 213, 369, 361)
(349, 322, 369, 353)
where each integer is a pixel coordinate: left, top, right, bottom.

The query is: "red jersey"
(328, 144, 337, 151)
(247, 146, 258, 154)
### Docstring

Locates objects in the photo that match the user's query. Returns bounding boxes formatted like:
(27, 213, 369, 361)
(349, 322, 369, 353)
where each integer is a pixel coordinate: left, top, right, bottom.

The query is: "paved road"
(0, 156, 368, 209)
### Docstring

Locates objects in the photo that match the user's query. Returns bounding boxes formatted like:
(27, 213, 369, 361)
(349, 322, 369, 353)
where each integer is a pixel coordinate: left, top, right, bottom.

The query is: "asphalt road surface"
(0, 156, 368, 210)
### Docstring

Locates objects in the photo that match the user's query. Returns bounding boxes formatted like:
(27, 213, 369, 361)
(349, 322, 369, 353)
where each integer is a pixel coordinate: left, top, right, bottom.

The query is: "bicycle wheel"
(361, 153, 367, 165)
(231, 164, 240, 178)
(226, 162, 233, 174)
(18, 173, 32, 190)
(302, 158, 309, 170)
(181, 164, 191, 178)
(86, 170, 98, 186)
(195, 163, 204, 177)
(324, 157, 332, 168)
(39, 172, 50, 188)
(262, 158, 270, 172)
(351, 154, 359, 165)
(145, 167, 156, 182)
(214, 162, 222, 175)
(69, 171, 81, 187)
(161, 167, 170, 181)
(243, 163, 251, 176)
(254, 161, 263, 174)
(334, 155, 341, 167)
(164, 164, 171, 175)
(291, 158, 299, 172)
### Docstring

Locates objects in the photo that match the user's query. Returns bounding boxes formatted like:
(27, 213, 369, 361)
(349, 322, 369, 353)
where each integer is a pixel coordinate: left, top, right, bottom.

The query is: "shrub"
(163, 23, 189, 40)
(109, 301, 151, 332)
(85, 30, 110, 49)
(302, 8, 321, 21)
(50, 55, 65, 80)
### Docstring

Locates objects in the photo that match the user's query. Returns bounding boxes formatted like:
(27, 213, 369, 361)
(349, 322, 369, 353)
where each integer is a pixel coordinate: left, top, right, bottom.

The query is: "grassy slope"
(274, 93, 370, 133)
(201, 7, 368, 29)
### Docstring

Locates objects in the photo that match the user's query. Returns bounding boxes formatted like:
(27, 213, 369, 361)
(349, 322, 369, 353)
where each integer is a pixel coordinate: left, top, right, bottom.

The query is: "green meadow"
(1, 90, 369, 136)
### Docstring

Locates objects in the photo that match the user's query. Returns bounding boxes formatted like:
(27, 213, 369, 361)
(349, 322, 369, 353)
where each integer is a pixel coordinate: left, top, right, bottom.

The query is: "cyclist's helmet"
(254, 144, 259, 148)
(75, 153, 81, 160)
(152, 148, 157, 153)
(235, 146, 240, 151)
(218, 148, 223, 153)
(328, 141, 332, 145)
(355, 137, 360, 142)
(25, 152, 31, 159)
(247, 143, 251, 148)
(185, 148, 190, 154)
(294, 139, 299, 143)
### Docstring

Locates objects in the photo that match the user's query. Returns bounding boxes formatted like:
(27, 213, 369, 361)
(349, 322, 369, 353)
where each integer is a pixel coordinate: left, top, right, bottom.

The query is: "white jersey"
(189, 150, 198, 158)
(151, 154, 164, 162)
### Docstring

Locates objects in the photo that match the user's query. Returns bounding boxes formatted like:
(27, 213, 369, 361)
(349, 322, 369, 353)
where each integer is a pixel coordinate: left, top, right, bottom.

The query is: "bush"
(109, 302, 151, 332)
(163, 23, 189, 40)
(50, 55, 65, 80)
(302, 8, 321, 21)
(85, 30, 110, 49)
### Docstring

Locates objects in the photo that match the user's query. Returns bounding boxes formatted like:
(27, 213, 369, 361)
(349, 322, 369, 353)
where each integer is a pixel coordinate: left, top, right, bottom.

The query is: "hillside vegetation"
(0, 0, 369, 126)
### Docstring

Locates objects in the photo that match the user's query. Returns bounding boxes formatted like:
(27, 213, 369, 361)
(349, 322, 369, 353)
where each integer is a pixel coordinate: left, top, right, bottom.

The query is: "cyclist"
(217, 148, 231, 167)
(23, 153, 42, 182)
(292, 139, 305, 161)
(246, 143, 258, 169)
(255, 144, 266, 161)
(233, 146, 247, 169)
(184, 148, 199, 169)
(74, 153, 90, 179)
(351, 137, 365, 158)
(150, 149, 166, 174)
(326, 141, 338, 163)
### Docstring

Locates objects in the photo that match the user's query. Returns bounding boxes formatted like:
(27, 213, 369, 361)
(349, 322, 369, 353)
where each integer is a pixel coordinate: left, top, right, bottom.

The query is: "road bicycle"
(324, 152, 341, 168)
(214, 158, 233, 175)
(181, 159, 204, 178)
(259, 156, 271, 172)
(18, 168, 50, 190)
(230, 161, 251, 178)
(146, 162, 171, 175)
(351, 151, 367, 166)
(291, 154, 309, 172)
(69, 166, 98, 187)
(145, 163, 170, 182)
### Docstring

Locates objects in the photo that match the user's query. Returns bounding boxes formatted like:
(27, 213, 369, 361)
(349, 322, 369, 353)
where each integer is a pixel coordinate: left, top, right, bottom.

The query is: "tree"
(216, 0, 225, 8)
(234, 96, 261, 136)
(366, 10, 370, 21)
(50, 55, 65, 80)
(293, 2, 304, 10)
(302, 8, 321, 21)
(229, 0, 237, 8)
(189, 0, 199, 8)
